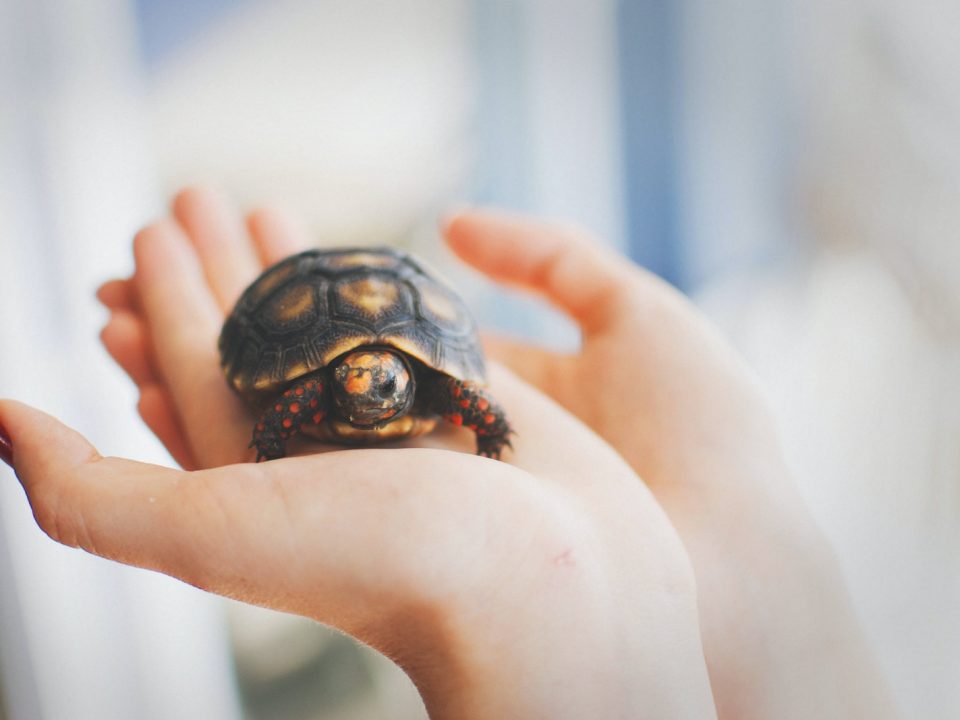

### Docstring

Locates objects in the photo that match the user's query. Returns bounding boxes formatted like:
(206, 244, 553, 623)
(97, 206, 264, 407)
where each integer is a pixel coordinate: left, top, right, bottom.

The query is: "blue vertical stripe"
(469, 0, 532, 210)
(617, 0, 685, 288)
(133, 0, 251, 70)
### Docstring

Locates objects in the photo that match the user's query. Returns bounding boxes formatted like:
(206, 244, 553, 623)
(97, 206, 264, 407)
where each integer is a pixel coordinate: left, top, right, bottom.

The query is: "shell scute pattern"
(410, 275, 474, 337)
(261, 281, 321, 333)
(219, 247, 486, 403)
(239, 256, 301, 309)
(330, 273, 415, 327)
(252, 350, 283, 392)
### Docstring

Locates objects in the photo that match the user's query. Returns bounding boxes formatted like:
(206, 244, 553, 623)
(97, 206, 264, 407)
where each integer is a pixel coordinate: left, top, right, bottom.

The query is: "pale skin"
(444, 214, 901, 719)
(0, 187, 899, 718)
(0, 188, 715, 719)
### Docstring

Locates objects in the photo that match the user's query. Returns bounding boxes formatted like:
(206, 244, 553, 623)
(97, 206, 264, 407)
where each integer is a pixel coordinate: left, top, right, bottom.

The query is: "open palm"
(0, 188, 716, 719)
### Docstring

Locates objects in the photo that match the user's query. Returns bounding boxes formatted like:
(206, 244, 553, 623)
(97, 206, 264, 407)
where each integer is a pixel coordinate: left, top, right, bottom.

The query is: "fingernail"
(0, 423, 12, 469)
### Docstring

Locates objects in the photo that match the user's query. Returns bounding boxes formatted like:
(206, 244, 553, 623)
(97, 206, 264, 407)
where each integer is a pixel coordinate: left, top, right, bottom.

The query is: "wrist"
(417, 616, 718, 720)
(399, 559, 717, 719)
(680, 472, 900, 720)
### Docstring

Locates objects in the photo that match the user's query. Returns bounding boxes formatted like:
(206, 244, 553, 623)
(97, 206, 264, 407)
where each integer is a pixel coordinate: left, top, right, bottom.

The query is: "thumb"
(442, 209, 636, 335)
(0, 400, 334, 607)
(0, 399, 184, 566)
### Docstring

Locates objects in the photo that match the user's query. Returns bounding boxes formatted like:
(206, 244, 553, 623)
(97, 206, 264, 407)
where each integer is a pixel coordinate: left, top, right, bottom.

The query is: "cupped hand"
(0, 189, 717, 719)
(444, 211, 899, 719)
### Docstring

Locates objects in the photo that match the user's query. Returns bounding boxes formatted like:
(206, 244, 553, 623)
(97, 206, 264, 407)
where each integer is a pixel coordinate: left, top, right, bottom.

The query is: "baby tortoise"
(219, 247, 513, 461)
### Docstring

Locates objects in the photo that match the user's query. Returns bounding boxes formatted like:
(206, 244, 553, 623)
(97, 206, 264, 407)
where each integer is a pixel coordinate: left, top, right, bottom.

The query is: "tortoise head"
(331, 348, 414, 428)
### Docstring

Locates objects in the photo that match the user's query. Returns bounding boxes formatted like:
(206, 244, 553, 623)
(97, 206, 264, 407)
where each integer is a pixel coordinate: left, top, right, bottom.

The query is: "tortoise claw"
(250, 431, 285, 462)
(476, 433, 512, 460)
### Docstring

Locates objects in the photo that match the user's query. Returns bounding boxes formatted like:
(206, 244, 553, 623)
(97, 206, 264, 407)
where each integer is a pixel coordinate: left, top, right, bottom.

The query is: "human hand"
(0, 189, 717, 719)
(444, 210, 900, 719)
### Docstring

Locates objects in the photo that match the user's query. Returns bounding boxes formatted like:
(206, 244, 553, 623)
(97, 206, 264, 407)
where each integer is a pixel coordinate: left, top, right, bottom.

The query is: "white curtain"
(0, 2, 241, 718)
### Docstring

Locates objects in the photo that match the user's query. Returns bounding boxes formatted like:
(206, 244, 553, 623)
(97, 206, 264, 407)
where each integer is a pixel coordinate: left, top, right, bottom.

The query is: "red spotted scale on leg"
(250, 372, 327, 461)
(427, 377, 514, 459)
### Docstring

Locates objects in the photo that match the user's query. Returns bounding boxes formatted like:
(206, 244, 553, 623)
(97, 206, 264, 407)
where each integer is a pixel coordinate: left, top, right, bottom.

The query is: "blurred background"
(1, 0, 957, 718)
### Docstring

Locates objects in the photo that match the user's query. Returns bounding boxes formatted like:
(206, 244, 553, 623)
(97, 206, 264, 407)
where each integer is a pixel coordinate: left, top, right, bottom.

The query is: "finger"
(96, 278, 137, 312)
(172, 186, 261, 312)
(137, 384, 197, 470)
(443, 209, 636, 335)
(0, 375, 638, 612)
(0, 399, 530, 625)
(0, 400, 262, 596)
(0, 399, 278, 600)
(100, 310, 157, 386)
(133, 219, 251, 466)
(0, 399, 183, 567)
(246, 206, 313, 267)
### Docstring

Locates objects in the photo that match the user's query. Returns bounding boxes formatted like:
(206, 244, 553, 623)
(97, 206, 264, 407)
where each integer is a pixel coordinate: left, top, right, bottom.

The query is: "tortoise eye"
(379, 378, 397, 397)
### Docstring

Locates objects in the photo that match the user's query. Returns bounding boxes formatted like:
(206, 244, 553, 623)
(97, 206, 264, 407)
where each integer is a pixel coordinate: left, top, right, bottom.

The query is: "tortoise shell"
(219, 247, 486, 404)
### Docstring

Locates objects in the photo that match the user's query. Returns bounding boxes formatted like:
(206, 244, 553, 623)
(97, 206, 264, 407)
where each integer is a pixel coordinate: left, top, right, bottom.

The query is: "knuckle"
(28, 480, 72, 547)
(30, 496, 63, 544)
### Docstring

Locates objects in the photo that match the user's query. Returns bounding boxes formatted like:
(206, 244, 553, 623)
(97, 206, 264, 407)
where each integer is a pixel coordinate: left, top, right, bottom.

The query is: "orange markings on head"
(345, 371, 372, 395)
(484, 413, 495, 425)
(477, 399, 489, 411)
(289, 402, 301, 414)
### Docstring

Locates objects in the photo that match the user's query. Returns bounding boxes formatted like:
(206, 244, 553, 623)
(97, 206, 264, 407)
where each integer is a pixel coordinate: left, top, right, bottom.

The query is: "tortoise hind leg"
(424, 376, 514, 460)
(251, 372, 327, 461)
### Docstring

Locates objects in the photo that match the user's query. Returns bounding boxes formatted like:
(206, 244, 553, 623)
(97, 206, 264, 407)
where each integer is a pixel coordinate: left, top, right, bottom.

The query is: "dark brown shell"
(219, 247, 486, 402)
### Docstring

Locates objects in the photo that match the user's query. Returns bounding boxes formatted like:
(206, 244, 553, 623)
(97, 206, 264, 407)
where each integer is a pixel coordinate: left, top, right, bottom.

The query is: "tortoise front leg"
(251, 372, 327, 461)
(425, 376, 514, 460)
